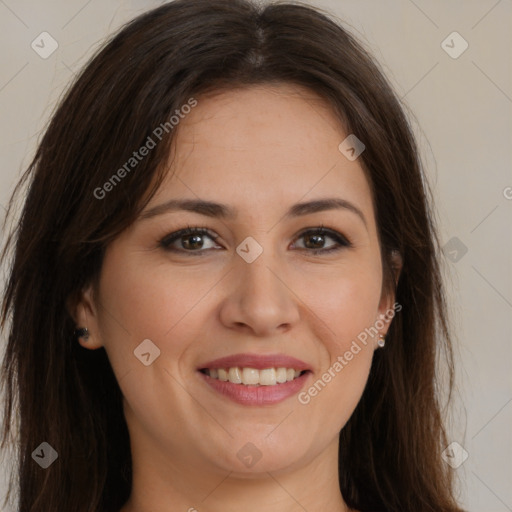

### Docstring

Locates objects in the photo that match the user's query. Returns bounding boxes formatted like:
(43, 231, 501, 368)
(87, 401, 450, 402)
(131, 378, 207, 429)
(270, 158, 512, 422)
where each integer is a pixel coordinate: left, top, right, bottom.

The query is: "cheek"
(313, 353, 373, 432)
(95, 252, 213, 424)
(296, 261, 381, 422)
(98, 247, 220, 337)
(300, 273, 379, 430)
(303, 261, 383, 348)
(95, 247, 221, 379)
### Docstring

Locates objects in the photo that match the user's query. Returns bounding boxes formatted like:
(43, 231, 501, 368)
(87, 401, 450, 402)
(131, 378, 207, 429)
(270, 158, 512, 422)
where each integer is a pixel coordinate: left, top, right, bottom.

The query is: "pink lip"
(197, 353, 313, 406)
(198, 370, 311, 406)
(198, 353, 312, 371)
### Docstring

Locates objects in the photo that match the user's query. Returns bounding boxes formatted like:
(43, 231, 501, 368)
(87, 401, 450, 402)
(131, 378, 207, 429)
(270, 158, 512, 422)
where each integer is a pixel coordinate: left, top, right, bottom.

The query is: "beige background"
(0, 1, 511, 511)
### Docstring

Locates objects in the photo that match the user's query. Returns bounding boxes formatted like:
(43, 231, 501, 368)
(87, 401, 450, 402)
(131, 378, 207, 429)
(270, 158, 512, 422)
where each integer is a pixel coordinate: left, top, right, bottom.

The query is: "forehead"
(152, 84, 374, 223)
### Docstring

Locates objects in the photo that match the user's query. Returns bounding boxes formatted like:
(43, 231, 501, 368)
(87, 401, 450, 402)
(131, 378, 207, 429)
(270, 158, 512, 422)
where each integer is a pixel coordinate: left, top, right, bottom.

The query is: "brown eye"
(160, 227, 221, 254)
(181, 233, 206, 250)
(293, 227, 351, 254)
(303, 232, 326, 250)
(159, 225, 351, 256)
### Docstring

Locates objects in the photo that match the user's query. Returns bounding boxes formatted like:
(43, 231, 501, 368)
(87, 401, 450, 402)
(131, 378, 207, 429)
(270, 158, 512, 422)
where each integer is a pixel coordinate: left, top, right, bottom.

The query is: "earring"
(75, 327, 90, 341)
(377, 334, 386, 348)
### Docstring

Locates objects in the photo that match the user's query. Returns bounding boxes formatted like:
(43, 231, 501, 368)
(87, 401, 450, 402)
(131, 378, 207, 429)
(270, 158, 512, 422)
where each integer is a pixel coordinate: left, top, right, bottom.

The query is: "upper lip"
(198, 353, 312, 371)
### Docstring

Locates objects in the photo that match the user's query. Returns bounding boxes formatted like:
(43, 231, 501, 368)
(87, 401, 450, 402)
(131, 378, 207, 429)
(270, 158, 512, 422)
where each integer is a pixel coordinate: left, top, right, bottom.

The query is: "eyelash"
(158, 224, 352, 256)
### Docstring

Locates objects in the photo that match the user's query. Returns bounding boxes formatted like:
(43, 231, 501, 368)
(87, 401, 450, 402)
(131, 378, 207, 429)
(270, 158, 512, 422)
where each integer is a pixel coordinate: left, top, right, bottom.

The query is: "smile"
(200, 367, 306, 386)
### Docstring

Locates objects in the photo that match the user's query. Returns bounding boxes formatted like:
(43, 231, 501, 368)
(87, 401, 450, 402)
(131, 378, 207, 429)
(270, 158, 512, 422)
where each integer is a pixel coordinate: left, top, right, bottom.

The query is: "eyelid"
(159, 225, 220, 248)
(292, 225, 352, 252)
(158, 224, 352, 254)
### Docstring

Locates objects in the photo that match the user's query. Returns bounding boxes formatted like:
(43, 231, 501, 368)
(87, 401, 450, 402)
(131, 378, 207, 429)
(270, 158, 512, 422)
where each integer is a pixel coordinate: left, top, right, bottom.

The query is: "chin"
(210, 442, 306, 476)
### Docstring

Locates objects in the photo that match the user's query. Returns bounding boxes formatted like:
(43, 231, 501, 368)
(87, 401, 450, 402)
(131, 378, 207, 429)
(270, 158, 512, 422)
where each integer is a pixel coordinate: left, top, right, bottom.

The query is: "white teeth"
(242, 367, 259, 385)
(228, 367, 242, 384)
(260, 368, 276, 386)
(204, 367, 305, 385)
(276, 367, 287, 383)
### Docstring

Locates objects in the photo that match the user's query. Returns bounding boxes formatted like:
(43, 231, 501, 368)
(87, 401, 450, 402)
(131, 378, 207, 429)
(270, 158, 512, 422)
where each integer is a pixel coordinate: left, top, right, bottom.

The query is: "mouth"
(196, 353, 313, 406)
(199, 367, 310, 386)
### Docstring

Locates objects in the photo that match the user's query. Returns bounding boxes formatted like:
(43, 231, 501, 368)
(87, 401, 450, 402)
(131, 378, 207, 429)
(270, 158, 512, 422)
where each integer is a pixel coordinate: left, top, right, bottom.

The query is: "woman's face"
(78, 84, 395, 478)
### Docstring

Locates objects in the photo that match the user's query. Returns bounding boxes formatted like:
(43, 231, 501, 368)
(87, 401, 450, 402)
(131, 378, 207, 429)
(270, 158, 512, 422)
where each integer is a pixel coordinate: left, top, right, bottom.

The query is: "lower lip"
(198, 371, 311, 406)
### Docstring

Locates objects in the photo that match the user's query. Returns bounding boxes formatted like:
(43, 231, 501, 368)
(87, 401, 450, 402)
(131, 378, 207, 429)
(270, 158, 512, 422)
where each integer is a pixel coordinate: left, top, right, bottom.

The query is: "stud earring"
(75, 327, 90, 341)
(377, 334, 386, 348)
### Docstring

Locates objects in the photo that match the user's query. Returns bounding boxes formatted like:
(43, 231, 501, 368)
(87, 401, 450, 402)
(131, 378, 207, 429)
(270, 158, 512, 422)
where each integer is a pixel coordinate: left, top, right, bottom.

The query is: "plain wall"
(0, 1, 511, 511)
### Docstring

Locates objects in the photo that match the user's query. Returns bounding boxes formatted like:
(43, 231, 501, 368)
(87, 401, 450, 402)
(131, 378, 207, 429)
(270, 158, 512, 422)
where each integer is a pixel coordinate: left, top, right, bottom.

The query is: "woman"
(0, 1, 466, 511)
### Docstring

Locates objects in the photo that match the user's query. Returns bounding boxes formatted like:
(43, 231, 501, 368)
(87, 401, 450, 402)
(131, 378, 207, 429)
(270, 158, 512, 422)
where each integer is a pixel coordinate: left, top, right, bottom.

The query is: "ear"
(389, 249, 402, 289)
(376, 249, 403, 334)
(67, 283, 104, 350)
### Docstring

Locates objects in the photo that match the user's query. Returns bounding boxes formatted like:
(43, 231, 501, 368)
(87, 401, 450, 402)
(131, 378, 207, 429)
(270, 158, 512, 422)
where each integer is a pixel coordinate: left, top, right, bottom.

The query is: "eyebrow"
(140, 197, 367, 227)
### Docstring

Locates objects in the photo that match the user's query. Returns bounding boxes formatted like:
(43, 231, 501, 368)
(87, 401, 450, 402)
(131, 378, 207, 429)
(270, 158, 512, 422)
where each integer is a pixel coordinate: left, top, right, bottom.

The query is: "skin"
(73, 84, 399, 512)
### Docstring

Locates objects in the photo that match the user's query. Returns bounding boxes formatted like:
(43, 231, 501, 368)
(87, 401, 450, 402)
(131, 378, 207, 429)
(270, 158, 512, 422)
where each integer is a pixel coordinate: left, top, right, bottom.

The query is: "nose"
(218, 245, 301, 337)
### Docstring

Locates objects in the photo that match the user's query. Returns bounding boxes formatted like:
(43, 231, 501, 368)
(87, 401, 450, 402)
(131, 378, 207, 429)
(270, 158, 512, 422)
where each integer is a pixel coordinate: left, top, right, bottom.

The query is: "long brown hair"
(1, 1, 464, 511)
